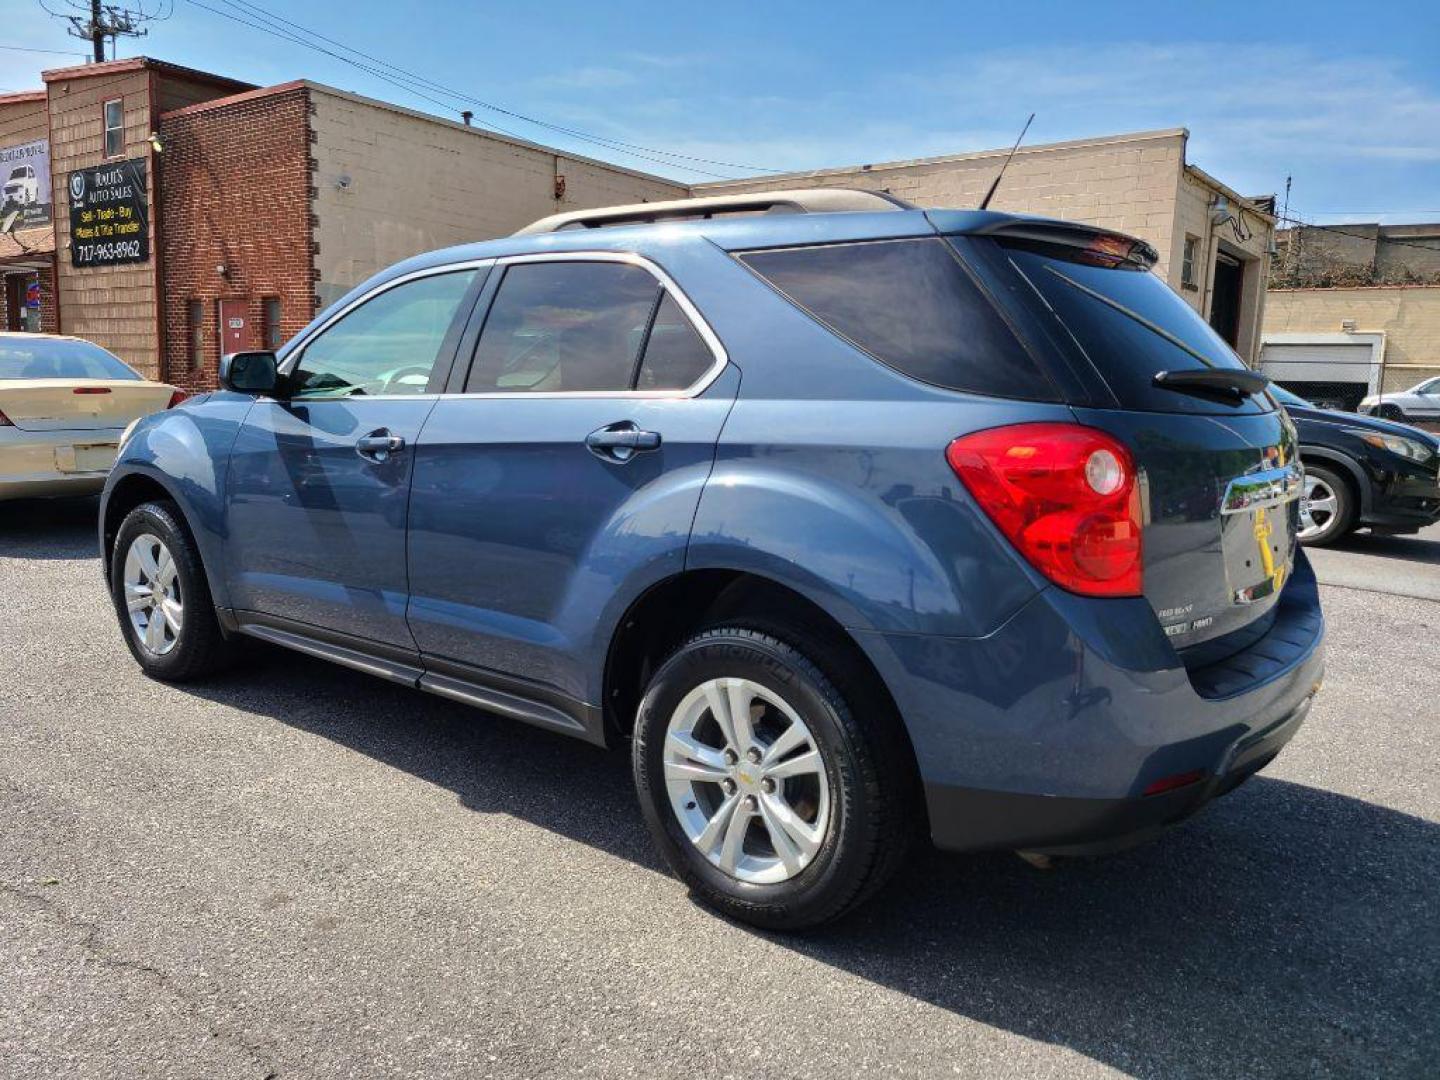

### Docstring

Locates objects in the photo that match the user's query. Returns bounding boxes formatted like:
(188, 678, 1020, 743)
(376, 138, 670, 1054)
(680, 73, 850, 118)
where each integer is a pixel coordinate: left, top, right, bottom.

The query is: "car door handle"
(356, 430, 405, 462)
(586, 423, 661, 462)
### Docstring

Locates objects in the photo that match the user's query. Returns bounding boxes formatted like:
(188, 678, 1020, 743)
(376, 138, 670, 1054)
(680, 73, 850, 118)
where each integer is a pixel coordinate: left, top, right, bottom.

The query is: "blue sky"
(5, 0, 1439, 223)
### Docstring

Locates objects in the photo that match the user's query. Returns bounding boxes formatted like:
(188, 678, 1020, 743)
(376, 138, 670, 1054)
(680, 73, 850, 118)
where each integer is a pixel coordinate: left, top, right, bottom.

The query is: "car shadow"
(1333, 529, 1440, 564)
(0, 496, 100, 560)
(179, 646, 1439, 1077)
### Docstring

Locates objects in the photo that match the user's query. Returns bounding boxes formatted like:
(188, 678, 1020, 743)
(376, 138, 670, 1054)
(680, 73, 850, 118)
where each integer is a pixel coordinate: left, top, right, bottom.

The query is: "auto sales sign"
(69, 158, 149, 268)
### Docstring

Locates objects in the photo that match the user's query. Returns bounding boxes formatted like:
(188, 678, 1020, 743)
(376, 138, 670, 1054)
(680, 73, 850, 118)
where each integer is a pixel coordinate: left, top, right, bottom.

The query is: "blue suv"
(101, 190, 1325, 928)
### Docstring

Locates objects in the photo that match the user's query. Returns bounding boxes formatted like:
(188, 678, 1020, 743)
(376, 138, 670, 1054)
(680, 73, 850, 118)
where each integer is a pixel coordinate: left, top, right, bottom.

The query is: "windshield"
(0, 338, 141, 381)
(999, 240, 1269, 414)
(1269, 385, 1313, 408)
(7, 167, 25, 181)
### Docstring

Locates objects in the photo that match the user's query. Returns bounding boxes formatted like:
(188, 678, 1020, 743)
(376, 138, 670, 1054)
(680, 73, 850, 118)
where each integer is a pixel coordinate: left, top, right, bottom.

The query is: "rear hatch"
(0, 379, 173, 432)
(956, 226, 1301, 660)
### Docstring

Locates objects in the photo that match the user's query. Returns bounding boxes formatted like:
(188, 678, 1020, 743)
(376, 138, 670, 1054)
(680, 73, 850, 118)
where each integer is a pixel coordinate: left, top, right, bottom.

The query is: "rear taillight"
(166, 389, 188, 409)
(0, 408, 11, 427)
(946, 422, 1143, 597)
(73, 386, 112, 395)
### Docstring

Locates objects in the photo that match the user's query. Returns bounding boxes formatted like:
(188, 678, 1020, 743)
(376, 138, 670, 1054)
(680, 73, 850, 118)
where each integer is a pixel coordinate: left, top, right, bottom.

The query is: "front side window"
(740, 238, 1056, 400)
(103, 99, 125, 158)
(466, 261, 663, 393)
(291, 269, 477, 398)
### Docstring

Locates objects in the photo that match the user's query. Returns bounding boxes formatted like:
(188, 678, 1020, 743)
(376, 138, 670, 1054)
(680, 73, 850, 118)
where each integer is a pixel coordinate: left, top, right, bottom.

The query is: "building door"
(218, 299, 255, 354)
(1209, 252, 1244, 347)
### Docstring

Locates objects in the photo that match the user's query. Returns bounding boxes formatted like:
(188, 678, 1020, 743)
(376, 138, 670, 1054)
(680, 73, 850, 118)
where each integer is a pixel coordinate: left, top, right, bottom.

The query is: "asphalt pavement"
(2, 499, 1437, 1079)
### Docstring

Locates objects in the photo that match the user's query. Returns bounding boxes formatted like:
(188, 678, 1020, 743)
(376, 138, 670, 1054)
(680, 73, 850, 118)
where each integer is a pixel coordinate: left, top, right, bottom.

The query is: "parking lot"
(1, 499, 1436, 1079)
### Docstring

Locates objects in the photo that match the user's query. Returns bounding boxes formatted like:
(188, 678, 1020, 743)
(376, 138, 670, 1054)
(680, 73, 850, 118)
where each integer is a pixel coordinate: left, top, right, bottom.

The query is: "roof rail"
(513, 188, 915, 236)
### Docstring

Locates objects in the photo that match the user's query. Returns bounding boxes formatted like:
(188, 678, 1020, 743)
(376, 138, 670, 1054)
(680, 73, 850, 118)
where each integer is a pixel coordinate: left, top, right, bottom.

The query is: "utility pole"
(40, 0, 158, 62)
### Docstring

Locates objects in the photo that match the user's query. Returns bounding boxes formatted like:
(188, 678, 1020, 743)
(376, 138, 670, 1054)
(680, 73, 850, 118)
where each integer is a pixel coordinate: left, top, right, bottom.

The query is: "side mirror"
(219, 351, 281, 395)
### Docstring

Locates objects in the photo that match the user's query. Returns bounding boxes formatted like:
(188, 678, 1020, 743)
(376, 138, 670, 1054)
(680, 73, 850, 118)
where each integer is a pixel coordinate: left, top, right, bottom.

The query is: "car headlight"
(1345, 428, 1435, 463)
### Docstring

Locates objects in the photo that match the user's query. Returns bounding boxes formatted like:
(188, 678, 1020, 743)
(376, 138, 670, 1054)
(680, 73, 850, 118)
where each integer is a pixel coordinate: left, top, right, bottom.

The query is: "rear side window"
(467, 262, 660, 393)
(636, 293, 714, 390)
(1000, 242, 1269, 414)
(739, 238, 1057, 400)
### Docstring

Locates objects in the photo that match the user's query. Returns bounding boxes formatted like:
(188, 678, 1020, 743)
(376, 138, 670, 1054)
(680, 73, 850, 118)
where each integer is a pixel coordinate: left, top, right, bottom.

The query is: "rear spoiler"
(938, 213, 1159, 270)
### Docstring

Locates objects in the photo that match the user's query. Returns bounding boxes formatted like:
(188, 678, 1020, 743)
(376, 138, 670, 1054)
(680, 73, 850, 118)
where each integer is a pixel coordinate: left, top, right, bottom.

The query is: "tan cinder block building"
(1260, 223, 1440, 406)
(1264, 286, 1440, 397)
(308, 85, 685, 310)
(698, 129, 1277, 362)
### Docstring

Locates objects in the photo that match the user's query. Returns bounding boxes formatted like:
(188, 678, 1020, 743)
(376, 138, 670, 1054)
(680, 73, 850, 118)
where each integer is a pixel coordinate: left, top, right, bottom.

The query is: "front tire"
(110, 500, 234, 681)
(1297, 465, 1356, 546)
(633, 626, 913, 929)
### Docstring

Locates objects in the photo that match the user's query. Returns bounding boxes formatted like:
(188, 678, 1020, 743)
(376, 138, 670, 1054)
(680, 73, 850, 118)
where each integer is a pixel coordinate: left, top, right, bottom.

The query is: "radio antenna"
(978, 113, 1035, 211)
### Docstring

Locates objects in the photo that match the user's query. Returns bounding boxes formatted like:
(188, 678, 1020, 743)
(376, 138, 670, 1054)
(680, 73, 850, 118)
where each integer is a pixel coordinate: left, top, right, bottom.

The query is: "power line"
(181, 0, 779, 179)
(1278, 213, 1440, 255)
(222, 0, 779, 175)
(0, 43, 92, 57)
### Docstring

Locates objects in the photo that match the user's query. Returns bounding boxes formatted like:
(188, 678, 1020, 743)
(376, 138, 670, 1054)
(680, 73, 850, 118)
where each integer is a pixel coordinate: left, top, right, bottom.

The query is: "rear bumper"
(1, 428, 119, 501)
(854, 551, 1325, 854)
(923, 686, 1314, 853)
(0, 472, 109, 500)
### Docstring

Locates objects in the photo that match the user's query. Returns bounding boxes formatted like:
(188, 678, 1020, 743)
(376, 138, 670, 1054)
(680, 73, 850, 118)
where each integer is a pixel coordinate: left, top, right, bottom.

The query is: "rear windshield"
(1000, 241, 1271, 414)
(0, 338, 140, 381)
(739, 238, 1058, 401)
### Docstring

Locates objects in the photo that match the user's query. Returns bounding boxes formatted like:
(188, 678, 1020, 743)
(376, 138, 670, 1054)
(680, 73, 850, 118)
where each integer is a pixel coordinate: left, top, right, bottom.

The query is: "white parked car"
(2, 164, 39, 208)
(0, 334, 183, 500)
(1359, 376, 1440, 423)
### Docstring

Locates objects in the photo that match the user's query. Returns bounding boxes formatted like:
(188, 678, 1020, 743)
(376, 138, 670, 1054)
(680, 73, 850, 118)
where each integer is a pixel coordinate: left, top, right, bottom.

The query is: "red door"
(219, 299, 255, 354)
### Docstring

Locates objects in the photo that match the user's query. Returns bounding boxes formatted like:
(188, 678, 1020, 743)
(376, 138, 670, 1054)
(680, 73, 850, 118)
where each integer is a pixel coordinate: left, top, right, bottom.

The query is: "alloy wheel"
(123, 532, 183, 655)
(1297, 475, 1338, 541)
(663, 677, 832, 884)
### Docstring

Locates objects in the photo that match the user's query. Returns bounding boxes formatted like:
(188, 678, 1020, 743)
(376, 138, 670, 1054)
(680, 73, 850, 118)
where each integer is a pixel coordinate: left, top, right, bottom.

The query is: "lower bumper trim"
(926, 689, 1315, 855)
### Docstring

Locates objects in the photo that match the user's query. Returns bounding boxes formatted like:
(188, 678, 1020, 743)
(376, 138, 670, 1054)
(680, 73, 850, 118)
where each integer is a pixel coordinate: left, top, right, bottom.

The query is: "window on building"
(262, 297, 283, 351)
(103, 99, 125, 158)
(291, 269, 478, 397)
(187, 300, 204, 369)
(1181, 235, 1200, 289)
(465, 261, 662, 393)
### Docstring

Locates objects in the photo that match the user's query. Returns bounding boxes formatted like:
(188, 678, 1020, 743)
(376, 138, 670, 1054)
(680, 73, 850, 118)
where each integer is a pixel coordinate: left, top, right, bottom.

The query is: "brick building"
(0, 57, 684, 392)
(2, 58, 1275, 390)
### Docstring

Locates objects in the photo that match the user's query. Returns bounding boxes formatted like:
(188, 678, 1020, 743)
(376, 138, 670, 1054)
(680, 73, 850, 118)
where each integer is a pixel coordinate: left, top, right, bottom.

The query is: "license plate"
(54, 442, 117, 473)
(1219, 465, 1301, 606)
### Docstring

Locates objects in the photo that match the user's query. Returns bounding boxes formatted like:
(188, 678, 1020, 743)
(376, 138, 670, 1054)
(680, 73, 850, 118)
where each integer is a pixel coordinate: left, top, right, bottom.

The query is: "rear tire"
(1297, 465, 1356, 546)
(1377, 404, 1407, 422)
(110, 500, 235, 681)
(632, 625, 914, 929)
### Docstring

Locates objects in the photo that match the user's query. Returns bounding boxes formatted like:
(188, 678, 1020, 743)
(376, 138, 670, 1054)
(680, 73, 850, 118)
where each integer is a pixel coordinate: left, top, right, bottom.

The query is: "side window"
(291, 269, 477, 398)
(466, 262, 660, 393)
(635, 293, 714, 390)
(740, 238, 1056, 401)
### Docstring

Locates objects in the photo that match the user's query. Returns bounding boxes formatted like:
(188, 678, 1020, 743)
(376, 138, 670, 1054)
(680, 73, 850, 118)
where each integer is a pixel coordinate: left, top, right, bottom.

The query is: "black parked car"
(1271, 386, 1440, 545)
